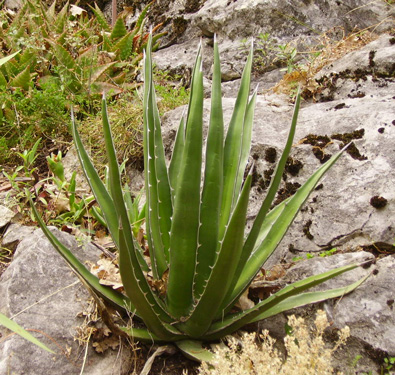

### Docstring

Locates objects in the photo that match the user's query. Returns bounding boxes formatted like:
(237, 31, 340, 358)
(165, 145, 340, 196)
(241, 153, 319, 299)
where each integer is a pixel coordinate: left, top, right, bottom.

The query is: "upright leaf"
(166, 44, 204, 319)
(193, 36, 224, 300)
(219, 42, 253, 236)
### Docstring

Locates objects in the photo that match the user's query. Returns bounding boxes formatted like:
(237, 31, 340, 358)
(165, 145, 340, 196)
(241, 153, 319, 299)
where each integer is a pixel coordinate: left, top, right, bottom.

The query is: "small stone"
(0, 205, 15, 228)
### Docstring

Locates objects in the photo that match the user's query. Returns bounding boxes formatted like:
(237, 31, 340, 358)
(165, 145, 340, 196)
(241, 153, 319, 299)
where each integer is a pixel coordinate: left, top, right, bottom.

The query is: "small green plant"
(16, 137, 41, 176)
(382, 356, 395, 375)
(292, 248, 338, 262)
(0, 0, 165, 163)
(31, 35, 368, 361)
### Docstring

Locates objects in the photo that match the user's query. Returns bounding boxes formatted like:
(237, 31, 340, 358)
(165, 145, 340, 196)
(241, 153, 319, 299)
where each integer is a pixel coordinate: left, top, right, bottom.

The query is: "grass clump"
(77, 92, 144, 170)
(198, 310, 350, 375)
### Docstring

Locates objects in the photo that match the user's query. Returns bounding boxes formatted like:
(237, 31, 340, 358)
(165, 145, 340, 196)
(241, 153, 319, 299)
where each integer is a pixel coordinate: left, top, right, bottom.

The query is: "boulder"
(0, 226, 132, 375)
(152, 0, 395, 83)
(257, 252, 394, 374)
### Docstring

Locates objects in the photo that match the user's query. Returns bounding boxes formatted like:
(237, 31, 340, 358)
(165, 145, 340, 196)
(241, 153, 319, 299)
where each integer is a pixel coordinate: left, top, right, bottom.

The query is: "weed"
(382, 356, 395, 375)
(198, 310, 350, 375)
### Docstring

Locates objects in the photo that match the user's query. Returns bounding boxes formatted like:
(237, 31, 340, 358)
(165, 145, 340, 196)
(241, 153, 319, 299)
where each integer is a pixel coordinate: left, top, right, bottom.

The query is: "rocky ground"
(1, 1, 394, 374)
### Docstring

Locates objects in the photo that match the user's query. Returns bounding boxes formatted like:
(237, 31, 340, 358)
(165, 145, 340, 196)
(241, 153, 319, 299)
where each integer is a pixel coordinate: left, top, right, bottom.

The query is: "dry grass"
(197, 310, 350, 375)
(273, 27, 377, 96)
(78, 92, 144, 172)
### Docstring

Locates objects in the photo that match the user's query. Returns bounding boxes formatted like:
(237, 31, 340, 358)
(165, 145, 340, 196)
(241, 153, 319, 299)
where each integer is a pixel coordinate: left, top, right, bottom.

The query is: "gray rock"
(316, 34, 395, 101)
(153, 31, 395, 267)
(258, 252, 393, 374)
(0, 227, 132, 375)
(330, 255, 395, 355)
(153, 0, 394, 80)
(0, 206, 14, 228)
(62, 145, 91, 194)
(4, 0, 21, 9)
(193, 0, 394, 41)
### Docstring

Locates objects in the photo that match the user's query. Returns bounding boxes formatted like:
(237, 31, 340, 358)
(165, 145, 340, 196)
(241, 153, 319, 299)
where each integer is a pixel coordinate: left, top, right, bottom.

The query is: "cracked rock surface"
(0, 226, 132, 375)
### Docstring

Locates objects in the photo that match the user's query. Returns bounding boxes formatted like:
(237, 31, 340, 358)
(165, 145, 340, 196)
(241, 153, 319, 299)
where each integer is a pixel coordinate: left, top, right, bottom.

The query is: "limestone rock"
(0, 227, 132, 375)
(156, 32, 395, 266)
(153, 0, 394, 83)
(0, 206, 14, 228)
(258, 252, 394, 374)
(62, 145, 91, 193)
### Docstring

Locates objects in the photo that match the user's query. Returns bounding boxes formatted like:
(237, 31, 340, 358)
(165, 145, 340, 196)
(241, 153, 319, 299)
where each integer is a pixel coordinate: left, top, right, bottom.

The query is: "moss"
(285, 157, 303, 176)
(370, 195, 388, 209)
(273, 182, 301, 206)
(303, 219, 314, 240)
(264, 147, 277, 163)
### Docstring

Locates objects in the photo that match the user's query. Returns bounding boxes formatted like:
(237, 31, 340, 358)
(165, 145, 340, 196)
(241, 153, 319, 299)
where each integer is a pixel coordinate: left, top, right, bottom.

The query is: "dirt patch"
(361, 242, 395, 258)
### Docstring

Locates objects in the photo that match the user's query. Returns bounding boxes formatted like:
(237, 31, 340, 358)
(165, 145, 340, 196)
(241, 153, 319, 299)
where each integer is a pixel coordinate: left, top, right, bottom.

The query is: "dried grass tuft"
(197, 310, 350, 375)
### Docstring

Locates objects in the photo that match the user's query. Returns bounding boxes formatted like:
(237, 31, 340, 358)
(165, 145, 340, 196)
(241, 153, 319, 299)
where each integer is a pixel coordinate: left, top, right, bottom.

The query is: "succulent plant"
(31, 34, 367, 361)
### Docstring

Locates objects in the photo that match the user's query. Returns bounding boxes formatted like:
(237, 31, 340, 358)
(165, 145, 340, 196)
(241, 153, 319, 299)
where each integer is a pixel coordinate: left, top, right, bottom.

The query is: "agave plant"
(31, 34, 367, 360)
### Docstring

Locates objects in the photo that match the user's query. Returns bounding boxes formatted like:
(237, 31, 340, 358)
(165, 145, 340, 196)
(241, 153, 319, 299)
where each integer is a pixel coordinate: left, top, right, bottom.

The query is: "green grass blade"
(204, 263, 360, 340)
(219, 41, 253, 237)
(182, 174, 252, 337)
(226, 146, 348, 309)
(167, 44, 203, 319)
(0, 313, 55, 354)
(193, 36, 224, 300)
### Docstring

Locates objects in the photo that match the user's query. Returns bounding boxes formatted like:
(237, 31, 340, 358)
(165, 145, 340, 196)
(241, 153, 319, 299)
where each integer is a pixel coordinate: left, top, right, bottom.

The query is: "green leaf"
(219, 41, 253, 237)
(112, 32, 134, 60)
(249, 272, 370, 323)
(54, 1, 68, 34)
(52, 43, 76, 70)
(168, 116, 185, 201)
(29, 192, 134, 315)
(183, 173, 252, 338)
(204, 263, 364, 340)
(71, 110, 120, 246)
(176, 340, 215, 363)
(166, 43, 204, 319)
(226, 145, 349, 311)
(193, 37, 224, 300)
(143, 36, 172, 279)
(110, 18, 127, 40)
(0, 50, 20, 67)
(9, 65, 31, 90)
(224, 91, 301, 308)
(89, 3, 111, 32)
(0, 313, 55, 353)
